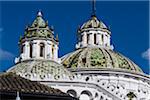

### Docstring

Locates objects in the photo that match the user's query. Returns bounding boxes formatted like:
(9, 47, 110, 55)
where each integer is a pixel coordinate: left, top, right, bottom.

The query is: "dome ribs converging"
(94, 48, 106, 67)
(8, 60, 74, 80)
(78, 48, 88, 68)
(85, 48, 91, 68)
(61, 47, 143, 73)
(99, 48, 110, 68)
(115, 53, 135, 72)
(71, 50, 83, 68)
(104, 49, 115, 68)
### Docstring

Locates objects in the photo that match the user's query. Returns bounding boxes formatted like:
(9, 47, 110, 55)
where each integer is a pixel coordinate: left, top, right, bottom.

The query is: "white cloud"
(0, 28, 3, 32)
(142, 48, 150, 60)
(0, 28, 3, 39)
(0, 48, 15, 60)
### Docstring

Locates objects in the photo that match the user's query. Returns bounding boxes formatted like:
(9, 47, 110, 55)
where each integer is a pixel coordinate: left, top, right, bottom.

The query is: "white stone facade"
(76, 28, 113, 49)
(16, 70, 150, 100)
(15, 39, 59, 63)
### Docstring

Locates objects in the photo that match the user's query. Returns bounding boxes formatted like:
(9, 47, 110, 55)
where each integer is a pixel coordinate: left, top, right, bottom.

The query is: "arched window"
(81, 34, 83, 42)
(21, 44, 25, 53)
(67, 89, 77, 97)
(52, 45, 54, 59)
(40, 43, 45, 57)
(30, 43, 32, 58)
(102, 34, 104, 43)
(87, 34, 90, 44)
(94, 34, 96, 44)
(79, 90, 92, 100)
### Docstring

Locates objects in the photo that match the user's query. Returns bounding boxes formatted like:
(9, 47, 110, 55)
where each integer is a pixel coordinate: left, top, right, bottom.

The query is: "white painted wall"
(76, 29, 112, 49)
(15, 39, 59, 63)
(17, 71, 150, 100)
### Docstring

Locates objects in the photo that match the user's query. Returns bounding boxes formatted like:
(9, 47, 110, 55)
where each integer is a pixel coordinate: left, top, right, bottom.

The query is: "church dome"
(31, 11, 46, 27)
(61, 47, 143, 73)
(80, 16, 108, 30)
(7, 59, 73, 80)
(21, 11, 55, 40)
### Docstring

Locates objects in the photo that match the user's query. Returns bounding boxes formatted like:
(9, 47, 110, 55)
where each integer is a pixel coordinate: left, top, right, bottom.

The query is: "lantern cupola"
(15, 11, 60, 63)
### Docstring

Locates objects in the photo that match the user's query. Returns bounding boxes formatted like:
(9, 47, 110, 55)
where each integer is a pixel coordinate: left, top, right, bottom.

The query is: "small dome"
(31, 11, 46, 27)
(22, 11, 54, 39)
(61, 47, 143, 73)
(80, 16, 107, 30)
(7, 60, 73, 80)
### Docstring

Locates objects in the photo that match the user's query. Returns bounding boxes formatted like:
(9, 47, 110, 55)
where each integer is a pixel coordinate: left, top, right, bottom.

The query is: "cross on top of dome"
(37, 11, 42, 17)
(91, 0, 96, 17)
(76, 0, 112, 49)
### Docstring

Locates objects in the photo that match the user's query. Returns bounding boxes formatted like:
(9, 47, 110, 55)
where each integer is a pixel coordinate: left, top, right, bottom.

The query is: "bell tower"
(76, 0, 113, 49)
(15, 11, 59, 63)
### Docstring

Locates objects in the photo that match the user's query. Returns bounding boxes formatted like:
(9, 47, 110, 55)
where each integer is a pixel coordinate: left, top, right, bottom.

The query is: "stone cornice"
(78, 28, 111, 35)
(68, 68, 150, 81)
(20, 37, 59, 45)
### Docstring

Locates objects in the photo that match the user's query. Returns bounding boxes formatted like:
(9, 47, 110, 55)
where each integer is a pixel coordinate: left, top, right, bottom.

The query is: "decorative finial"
(16, 91, 21, 100)
(46, 20, 48, 26)
(37, 10, 42, 17)
(108, 25, 111, 30)
(51, 25, 54, 31)
(25, 25, 29, 30)
(77, 25, 81, 33)
(56, 34, 59, 42)
(91, 0, 96, 16)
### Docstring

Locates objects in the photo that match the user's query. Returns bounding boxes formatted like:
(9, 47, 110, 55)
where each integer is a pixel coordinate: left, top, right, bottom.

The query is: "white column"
(82, 32, 87, 47)
(36, 42, 40, 58)
(32, 43, 36, 58)
(107, 35, 110, 46)
(54, 45, 58, 61)
(47, 43, 51, 59)
(23, 42, 27, 59)
(35, 43, 39, 58)
(25, 41, 30, 59)
(89, 33, 94, 45)
(104, 34, 108, 46)
(96, 34, 101, 45)
(99, 34, 103, 46)
(49, 43, 52, 58)
(44, 42, 47, 59)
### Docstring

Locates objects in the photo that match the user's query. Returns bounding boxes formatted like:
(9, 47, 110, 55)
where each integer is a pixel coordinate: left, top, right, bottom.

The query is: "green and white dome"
(79, 16, 108, 31)
(31, 11, 46, 27)
(21, 11, 55, 40)
(61, 47, 143, 73)
(8, 60, 73, 80)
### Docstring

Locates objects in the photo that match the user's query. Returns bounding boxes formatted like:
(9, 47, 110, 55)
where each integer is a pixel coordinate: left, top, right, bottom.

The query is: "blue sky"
(0, 1, 149, 74)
